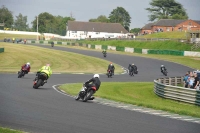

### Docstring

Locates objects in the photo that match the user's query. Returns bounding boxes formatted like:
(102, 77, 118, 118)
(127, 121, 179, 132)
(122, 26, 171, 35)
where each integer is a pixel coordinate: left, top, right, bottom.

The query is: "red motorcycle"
(18, 68, 28, 78)
(107, 69, 112, 78)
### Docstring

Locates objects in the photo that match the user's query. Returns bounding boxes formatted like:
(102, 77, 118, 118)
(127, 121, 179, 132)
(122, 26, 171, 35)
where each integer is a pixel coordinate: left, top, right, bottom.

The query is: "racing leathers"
(85, 77, 101, 91)
(107, 64, 115, 75)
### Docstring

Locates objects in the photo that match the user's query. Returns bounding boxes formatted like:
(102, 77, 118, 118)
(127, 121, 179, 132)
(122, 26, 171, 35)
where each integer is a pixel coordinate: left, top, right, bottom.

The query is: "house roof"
(67, 21, 129, 33)
(153, 19, 186, 26)
(141, 23, 154, 30)
(194, 20, 200, 25)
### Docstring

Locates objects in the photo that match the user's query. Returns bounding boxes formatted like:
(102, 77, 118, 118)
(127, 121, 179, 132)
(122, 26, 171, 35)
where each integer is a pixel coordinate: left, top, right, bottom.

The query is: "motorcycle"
(162, 69, 168, 76)
(18, 69, 27, 78)
(107, 69, 112, 78)
(103, 53, 107, 57)
(33, 72, 48, 89)
(51, 42, 54, 47)
(129, 68, 134, 76)
(75, 83, 96, 102)
(133, 69, 138, 74)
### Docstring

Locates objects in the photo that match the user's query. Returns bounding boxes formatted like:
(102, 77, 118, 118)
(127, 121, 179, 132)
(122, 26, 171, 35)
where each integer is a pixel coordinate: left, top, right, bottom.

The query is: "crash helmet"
(161, 65, 164, 67)
(26, 62, 30, 66)
(93, 74, 100, 78)
(132, 63, 134, 66)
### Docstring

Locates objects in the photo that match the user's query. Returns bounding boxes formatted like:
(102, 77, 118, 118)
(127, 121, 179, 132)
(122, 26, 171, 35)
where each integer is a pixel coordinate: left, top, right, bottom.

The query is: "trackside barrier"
(26, 40, 200, 57)
(0, 48, 4, 53)
(148, 49, 184, 56)
(154, 77, 200, 106)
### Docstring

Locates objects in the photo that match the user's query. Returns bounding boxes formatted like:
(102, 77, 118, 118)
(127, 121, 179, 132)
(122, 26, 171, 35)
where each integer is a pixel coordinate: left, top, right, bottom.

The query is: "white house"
(66, 21, 129, 39)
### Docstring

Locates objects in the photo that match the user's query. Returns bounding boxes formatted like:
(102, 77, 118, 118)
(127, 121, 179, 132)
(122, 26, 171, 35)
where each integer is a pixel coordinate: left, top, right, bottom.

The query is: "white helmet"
(26, 62, 30, 65)
(161, 65, 164, 67)
(93, 74, 100, 78)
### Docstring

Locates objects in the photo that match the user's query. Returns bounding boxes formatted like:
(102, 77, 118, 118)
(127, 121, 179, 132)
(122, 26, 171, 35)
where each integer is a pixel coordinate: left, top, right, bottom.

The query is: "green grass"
(0, 42, 123, 73)
(137, 31, 187, 39)
(0, 33, 37, 40)
(0, 127, 25, 133)
(76, 40, 199, 51)
(59, 82, 200, 118)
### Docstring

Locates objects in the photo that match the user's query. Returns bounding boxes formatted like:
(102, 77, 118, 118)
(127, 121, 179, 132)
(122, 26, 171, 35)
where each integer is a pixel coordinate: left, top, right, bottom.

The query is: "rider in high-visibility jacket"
(36, 64, 52, 83)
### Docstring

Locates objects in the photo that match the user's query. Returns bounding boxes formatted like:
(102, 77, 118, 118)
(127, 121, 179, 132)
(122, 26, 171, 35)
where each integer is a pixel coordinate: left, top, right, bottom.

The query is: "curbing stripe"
(52, 83, 200, 124)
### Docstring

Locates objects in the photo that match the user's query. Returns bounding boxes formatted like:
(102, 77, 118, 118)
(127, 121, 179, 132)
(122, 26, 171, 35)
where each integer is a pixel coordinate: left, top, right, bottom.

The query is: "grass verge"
(53, 44, 200, 70)
(59, 82, 200, 118)
(0, 33, 37, 40)
(0, 127, 25, 133)
(0, 42, 123, 73)
(137, 31, 187, 39)
(76, 40, 199, 51)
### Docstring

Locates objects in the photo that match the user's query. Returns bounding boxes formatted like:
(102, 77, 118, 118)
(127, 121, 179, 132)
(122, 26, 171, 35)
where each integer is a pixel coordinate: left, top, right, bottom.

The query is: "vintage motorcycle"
(75, 83, 96, 102)
(162, 69, 168, 76)
(107, 69, 113, 78)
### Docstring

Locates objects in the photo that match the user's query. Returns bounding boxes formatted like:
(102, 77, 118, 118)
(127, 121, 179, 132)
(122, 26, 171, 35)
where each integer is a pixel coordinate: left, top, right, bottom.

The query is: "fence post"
(175, 77, 177, 86)
(163, 78, 166, 84)
(169, 77, 171, 85)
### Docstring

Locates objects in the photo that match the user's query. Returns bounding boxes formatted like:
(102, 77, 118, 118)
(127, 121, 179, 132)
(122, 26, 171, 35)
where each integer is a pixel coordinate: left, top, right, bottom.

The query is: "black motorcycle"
(129, 69, 134, 76)
(107, 69, 112, 78)
(51, 42, 54, 47)
(18, 69, 27, 78)
(133, 69, 138, 74)
(103, 53, 106, 57)
(33, 72, 48, 89)
(75, 83, 96, 102)
(162, 69, 168, 76)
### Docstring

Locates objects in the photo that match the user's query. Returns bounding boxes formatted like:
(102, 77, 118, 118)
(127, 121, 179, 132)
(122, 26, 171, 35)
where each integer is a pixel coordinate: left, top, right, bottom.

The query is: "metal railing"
(154, 77, 200, 106)
(191, 42, 200, 51)
(50, 37, 187, 42)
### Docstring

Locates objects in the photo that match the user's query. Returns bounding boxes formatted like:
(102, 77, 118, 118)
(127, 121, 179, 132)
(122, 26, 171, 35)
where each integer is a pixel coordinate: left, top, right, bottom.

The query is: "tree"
(0, 5, 14, 28)
(89, 15, 110, 23)
(130, 28, 141, 33)
(54, 15, 75, 35)
(14, 13, 28, 31)
(109, 7, 131, 31)
(32, 12, 56, 33)
(32, 12, 75, 35)
(146, 0, 188, 21)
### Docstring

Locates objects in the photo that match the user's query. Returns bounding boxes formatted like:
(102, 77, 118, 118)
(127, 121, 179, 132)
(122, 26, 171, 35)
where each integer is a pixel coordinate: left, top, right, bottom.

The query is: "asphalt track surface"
(0, 44, 199, 133)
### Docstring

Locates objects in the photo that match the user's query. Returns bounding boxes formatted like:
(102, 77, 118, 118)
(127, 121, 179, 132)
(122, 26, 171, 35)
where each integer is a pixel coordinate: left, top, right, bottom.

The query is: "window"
(72, 31, 77, 33)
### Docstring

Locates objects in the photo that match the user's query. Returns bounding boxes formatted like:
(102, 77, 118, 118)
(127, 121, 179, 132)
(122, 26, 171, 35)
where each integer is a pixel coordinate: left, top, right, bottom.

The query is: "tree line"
(0, 0, 188, 35)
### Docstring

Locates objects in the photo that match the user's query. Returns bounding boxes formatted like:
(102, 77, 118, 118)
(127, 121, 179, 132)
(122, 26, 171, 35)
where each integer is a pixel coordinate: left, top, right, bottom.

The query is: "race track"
(0, 44, 199, 133)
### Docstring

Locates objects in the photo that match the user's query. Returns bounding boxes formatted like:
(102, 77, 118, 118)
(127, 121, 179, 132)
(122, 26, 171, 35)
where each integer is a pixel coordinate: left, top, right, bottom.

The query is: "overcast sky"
(1, 0, 200, 29)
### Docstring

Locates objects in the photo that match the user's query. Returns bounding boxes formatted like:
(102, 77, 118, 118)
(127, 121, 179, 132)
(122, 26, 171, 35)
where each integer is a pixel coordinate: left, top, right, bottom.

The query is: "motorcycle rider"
(160, 65, 167, 73)
(84, 74, 101, 100)
(35, 64, 52, 84)
(128, 63, 137, 75)
(19, 62, 31, 75)
(107, 62, 115, 75)
(102, 49, 107, 55)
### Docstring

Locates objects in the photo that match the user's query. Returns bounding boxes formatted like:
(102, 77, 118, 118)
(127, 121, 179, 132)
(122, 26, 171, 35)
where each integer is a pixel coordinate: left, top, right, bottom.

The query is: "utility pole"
(37, 16, 38, 40)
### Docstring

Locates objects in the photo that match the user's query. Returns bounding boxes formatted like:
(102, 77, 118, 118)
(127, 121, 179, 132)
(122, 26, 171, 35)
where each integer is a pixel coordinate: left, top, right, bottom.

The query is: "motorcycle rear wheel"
(33, 79, 43, 89)
(83, 90, 94, 102)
